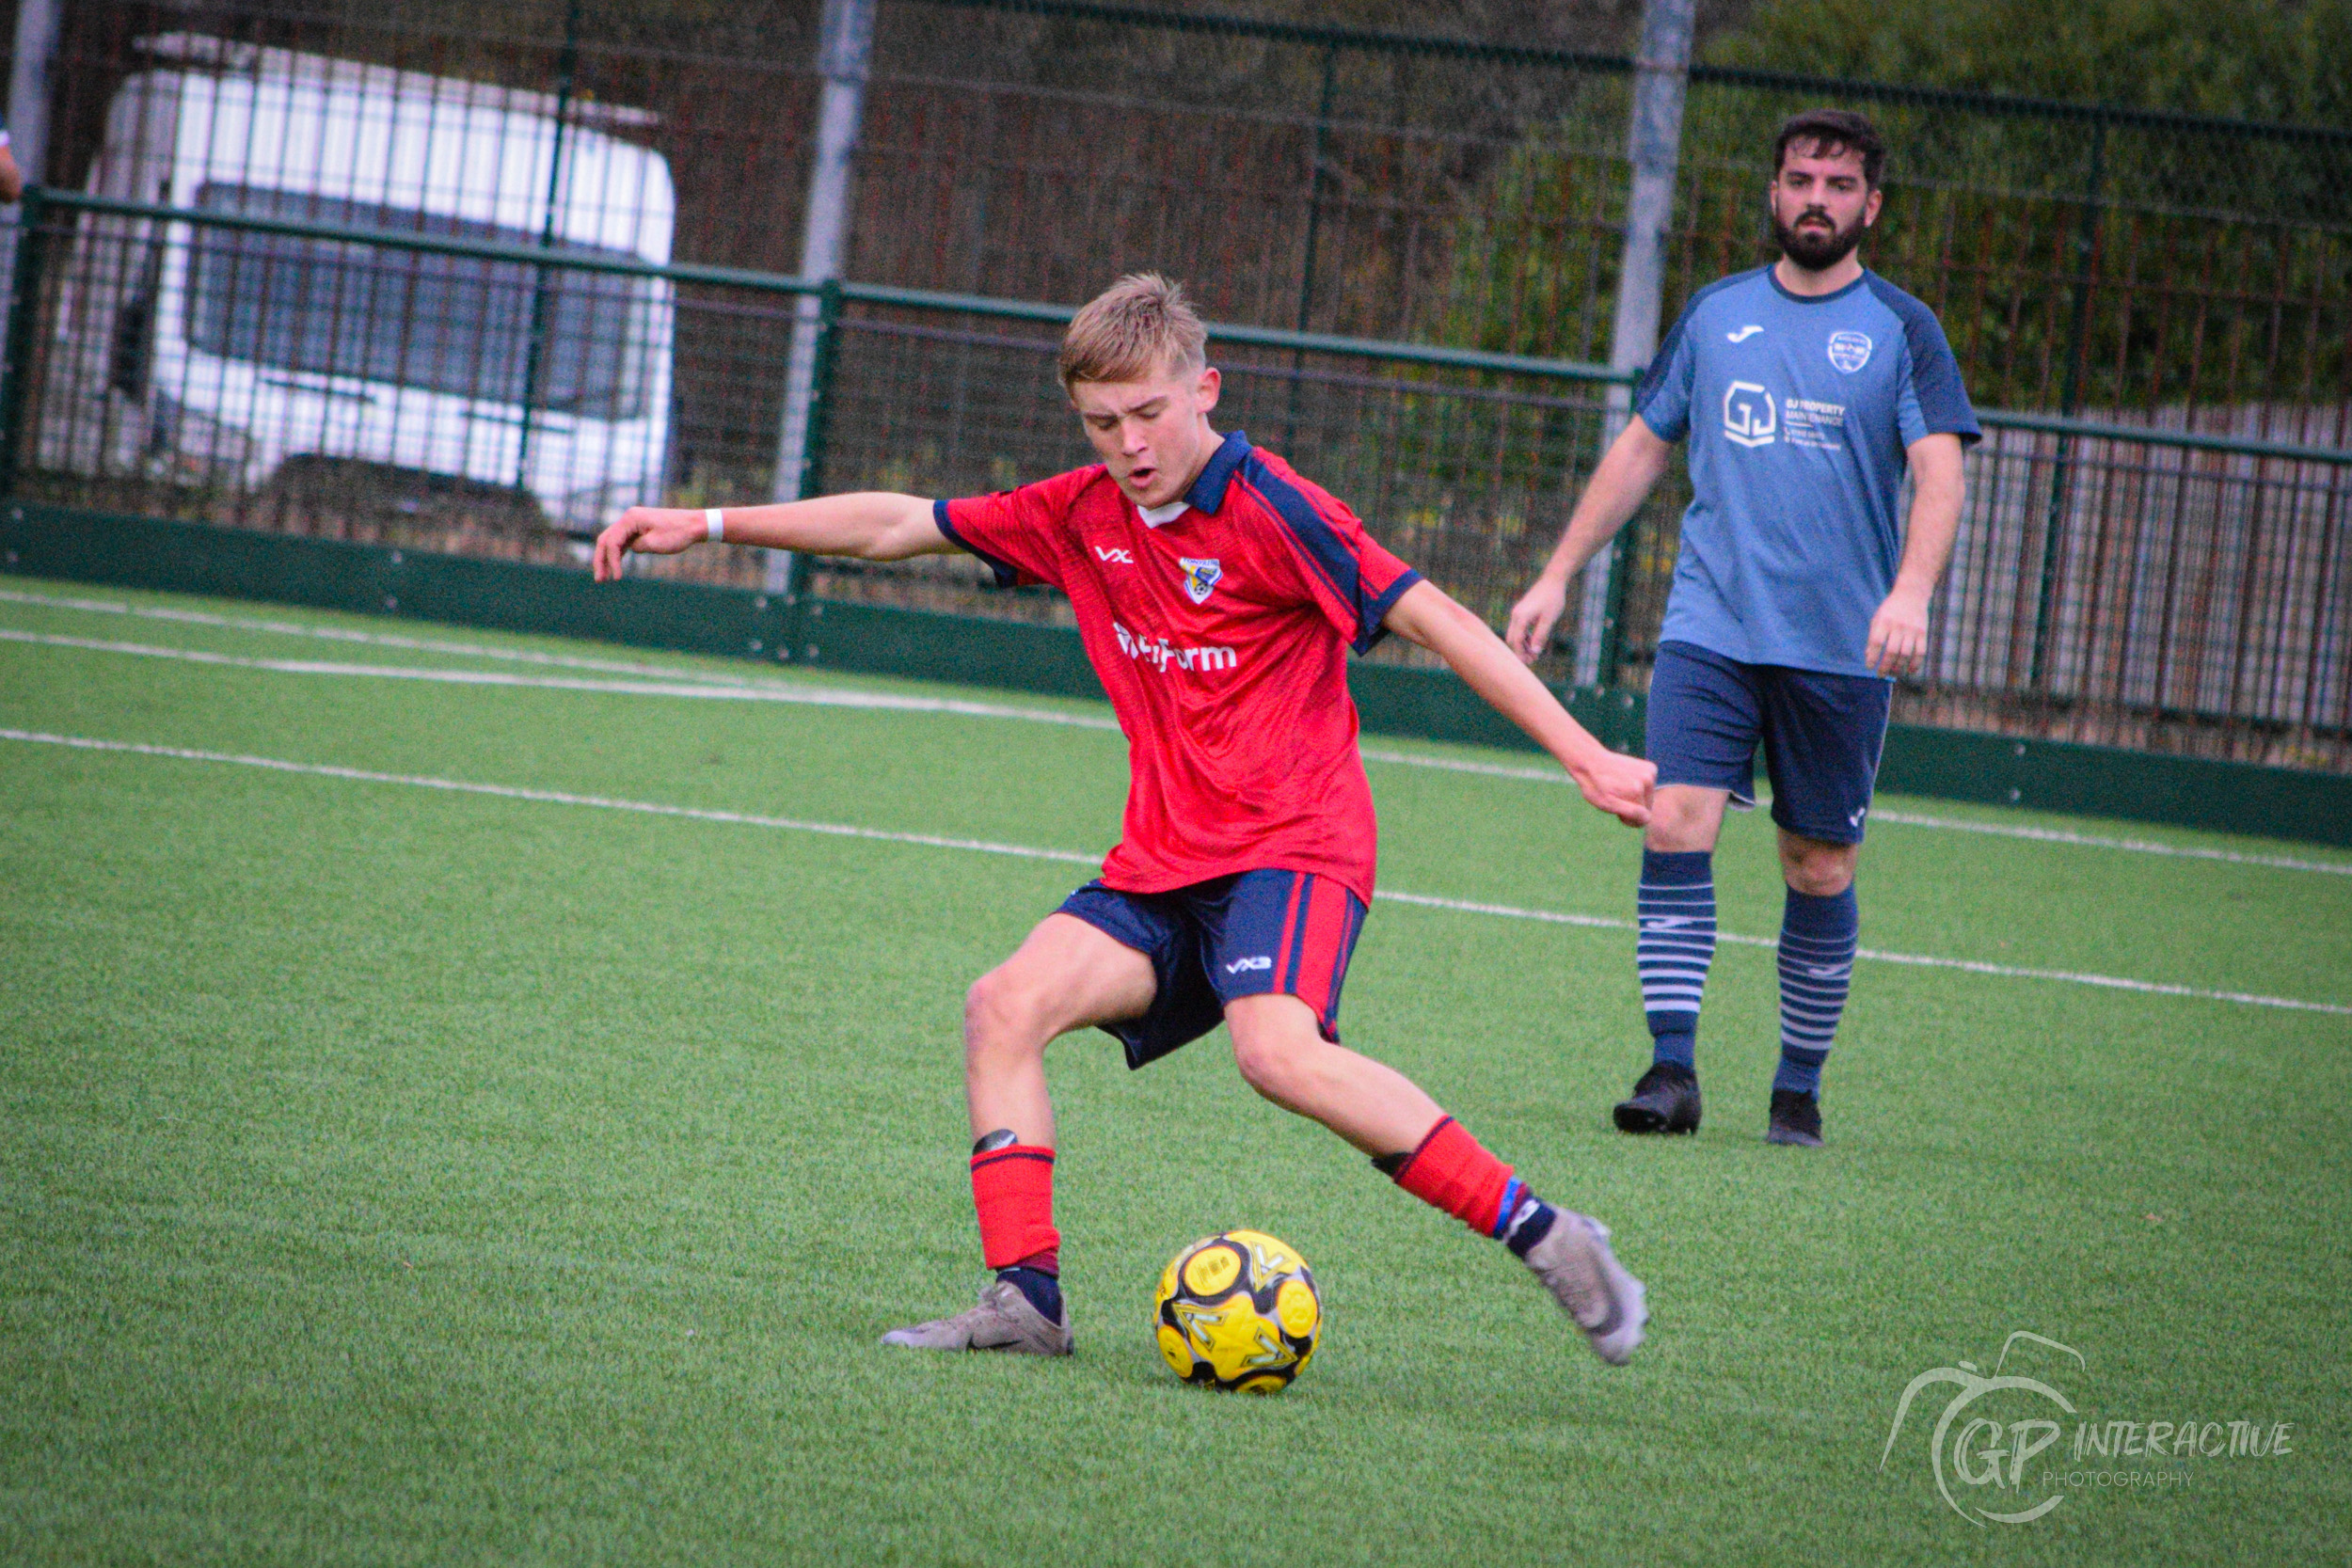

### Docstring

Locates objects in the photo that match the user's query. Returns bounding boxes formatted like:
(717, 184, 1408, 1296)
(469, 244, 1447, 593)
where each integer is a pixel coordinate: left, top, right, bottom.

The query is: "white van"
(44, 33, 675, 534)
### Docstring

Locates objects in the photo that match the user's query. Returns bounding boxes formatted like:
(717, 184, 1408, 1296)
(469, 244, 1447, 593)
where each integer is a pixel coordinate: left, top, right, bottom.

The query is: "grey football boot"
(1521, 1211, 1648, 1366)
(880, 1278, 1073, 1355)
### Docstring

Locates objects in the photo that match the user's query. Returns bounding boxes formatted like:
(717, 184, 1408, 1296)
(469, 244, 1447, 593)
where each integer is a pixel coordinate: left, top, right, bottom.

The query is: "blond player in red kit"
(594, 275, 1658, 1366)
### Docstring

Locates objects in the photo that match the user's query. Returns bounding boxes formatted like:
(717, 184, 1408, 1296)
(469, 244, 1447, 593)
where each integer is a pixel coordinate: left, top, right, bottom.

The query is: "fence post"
(5, 0, 59, 187)
(1282, 42, 1339, 456)
(2028, 119, 2107, 690)
(1597, 497, 1635, 693)
(799, 279, 843, 504)
(769, 0, 876, 594)
(1576, 0, 1692, 689)
(1, 0, 61, 330)
(0, 186, 48, 505)
(780, 278, 841, 661)
(516, 0, 583, 494)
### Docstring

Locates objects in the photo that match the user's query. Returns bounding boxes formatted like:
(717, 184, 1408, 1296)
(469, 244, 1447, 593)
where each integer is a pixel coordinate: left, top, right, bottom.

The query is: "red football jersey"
(935, 431, 1422, 901)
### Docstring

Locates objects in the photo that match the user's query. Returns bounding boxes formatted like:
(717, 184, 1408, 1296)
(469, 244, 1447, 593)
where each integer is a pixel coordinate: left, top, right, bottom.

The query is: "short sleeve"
(934, 472, 1088, 591)
(1874, 281, 1980, 449)
(1241, 455, 1422, 655)
(1633, 298, 1701, 443)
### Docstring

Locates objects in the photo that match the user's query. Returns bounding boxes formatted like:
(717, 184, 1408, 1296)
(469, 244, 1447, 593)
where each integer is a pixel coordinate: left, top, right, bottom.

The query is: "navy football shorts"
(1645, 640, 1892, 845)
(1056, 868, 1368, 1070)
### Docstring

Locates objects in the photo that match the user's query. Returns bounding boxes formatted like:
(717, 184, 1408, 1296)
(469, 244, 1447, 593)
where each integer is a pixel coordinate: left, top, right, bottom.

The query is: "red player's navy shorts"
(1057, 869, 1369, 1069)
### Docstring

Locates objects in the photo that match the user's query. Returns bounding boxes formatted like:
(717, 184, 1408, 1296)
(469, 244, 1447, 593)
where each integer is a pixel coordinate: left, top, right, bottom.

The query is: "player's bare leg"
(1223, 992, 1441, 1155)
(882, 915, 1155, 1355)
(963, 913, 1157, 1147)
(1768, 830, 1863, 1147)
(1644, 783, 1731, 853)
(1776, 830, 1857, 896)
(1223, 994, 1645, 1365)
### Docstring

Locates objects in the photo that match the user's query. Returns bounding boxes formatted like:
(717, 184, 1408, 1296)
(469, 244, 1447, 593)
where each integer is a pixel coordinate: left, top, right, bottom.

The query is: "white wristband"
(705, 507, 724, 543)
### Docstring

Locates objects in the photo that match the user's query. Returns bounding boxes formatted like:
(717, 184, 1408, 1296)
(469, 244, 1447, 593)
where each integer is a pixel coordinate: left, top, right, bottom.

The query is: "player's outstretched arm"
(1384, 579, 1655, 828)
(591, 493, 949, 582)
(1865, 434, 1965, 676)
(1503, 417, 1676, 664)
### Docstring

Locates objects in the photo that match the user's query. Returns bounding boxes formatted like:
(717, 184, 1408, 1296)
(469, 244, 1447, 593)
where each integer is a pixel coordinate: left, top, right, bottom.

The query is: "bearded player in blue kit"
(1507, 109, 1979, 1146)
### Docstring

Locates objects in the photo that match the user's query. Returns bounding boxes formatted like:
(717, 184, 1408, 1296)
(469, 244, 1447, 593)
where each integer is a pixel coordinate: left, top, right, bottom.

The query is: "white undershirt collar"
(1136, 499, 1188, 528)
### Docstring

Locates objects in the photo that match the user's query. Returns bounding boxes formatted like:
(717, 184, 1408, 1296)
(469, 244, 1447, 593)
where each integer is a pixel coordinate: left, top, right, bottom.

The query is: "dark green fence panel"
(8, 503, 2349, 846)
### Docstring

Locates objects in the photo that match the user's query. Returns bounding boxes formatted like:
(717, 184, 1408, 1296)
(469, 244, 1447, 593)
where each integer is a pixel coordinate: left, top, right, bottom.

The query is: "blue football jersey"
(1634, 267, 1979, 676)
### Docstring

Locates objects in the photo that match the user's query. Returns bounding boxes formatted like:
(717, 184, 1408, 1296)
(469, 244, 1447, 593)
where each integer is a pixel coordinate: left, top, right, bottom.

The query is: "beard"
(1773, 206, 1867, 271)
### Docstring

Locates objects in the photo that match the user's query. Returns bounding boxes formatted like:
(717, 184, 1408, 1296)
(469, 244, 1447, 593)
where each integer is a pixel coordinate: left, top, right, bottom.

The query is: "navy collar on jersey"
(1765, 264, 1871, 306)
(1184, 430, 1251, 515)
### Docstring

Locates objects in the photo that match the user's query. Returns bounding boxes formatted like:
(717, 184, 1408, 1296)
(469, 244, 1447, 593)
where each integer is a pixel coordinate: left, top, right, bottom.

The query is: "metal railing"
(5, 191, 2348, 771)
(35, 2, 2352, 444)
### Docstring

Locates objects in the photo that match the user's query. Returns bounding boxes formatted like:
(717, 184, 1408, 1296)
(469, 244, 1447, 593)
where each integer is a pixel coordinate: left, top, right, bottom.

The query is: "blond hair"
(1058, 273, 1207, 391)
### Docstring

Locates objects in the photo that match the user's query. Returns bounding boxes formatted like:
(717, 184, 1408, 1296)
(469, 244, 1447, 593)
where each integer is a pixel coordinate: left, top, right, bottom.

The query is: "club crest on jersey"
(1827, 330, 1873, 372)
(1179, 557, 1223, 605)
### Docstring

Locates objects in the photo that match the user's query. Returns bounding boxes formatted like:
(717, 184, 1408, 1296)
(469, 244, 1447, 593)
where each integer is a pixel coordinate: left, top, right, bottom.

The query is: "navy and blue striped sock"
(1637, 848, 1716, 1069)
(1774, 884, 1859, 1096)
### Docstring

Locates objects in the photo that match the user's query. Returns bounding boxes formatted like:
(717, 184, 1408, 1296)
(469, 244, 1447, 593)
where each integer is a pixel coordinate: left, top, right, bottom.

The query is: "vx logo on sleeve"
(1722, 381, 1778, 448)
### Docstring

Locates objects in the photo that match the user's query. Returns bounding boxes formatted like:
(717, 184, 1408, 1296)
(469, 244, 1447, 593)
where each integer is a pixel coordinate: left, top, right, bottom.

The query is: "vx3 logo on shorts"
(1726, 325, 1765, 342)
(1224, 955, 1273, 974)
(1093, 545, 1136, 564)
(1723, 381, 1777, 448)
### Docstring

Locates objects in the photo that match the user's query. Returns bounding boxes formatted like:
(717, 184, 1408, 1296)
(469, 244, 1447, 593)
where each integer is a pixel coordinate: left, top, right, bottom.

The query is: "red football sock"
(970, 1141, 1060, 1273)
(1391, 1116, 1520, 1239)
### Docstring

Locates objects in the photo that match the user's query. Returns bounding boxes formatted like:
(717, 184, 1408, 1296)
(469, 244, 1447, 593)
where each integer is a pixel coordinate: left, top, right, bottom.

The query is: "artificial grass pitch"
(0, 577, 2345, 1566)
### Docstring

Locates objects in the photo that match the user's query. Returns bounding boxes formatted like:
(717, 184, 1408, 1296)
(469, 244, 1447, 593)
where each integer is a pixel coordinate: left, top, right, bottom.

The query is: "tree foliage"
(1708, 0, 2352, 128)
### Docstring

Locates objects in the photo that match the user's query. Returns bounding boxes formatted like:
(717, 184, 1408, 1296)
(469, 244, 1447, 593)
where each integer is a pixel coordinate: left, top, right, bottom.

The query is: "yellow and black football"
(1152, 1229, 1321, 1393)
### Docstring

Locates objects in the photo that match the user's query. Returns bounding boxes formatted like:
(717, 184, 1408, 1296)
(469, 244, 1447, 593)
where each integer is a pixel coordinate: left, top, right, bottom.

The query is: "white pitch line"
(1376, 890, 2350, 1016)
(0, 594, 1122, 730)
(7, 592, 2349, 877)
(0, 626, 1121, 726)
(6, 726, 2345, 1020)
(0, 727, 1100, 867)
(1863, 808, 2352, 876)
(0, 586, 804, 686)
(1359, 747, 1565, 784)
(0, 594, 1570, 784)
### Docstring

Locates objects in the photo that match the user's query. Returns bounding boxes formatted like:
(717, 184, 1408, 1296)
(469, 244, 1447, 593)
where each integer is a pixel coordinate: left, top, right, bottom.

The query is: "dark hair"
(1773, 109, 1886, 187)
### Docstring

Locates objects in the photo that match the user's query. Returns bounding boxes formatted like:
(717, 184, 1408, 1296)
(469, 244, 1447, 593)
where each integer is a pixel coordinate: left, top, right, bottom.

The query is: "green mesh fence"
(10, 3, 2351, 769)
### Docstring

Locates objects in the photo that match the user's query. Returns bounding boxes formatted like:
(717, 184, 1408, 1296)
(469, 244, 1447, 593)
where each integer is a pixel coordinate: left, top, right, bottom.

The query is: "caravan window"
(183, 183, 651, 420)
